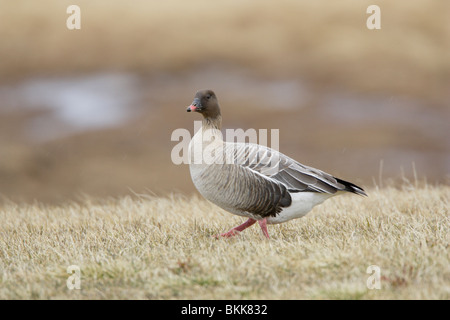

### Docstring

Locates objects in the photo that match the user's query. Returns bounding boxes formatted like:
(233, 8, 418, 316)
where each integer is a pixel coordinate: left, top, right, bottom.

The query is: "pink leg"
(216, 218, 257, 238)
(258, 218, 270, 239)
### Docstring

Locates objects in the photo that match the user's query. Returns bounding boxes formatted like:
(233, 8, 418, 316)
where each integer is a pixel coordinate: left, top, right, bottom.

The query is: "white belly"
(267, 192, 333, 224)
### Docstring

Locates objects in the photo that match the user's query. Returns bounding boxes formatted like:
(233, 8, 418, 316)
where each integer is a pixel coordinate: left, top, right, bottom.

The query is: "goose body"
(186, 89, 366, 238)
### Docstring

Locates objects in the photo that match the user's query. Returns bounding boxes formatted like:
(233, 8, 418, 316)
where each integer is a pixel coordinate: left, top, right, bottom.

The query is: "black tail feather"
(335, 178, 367, 196)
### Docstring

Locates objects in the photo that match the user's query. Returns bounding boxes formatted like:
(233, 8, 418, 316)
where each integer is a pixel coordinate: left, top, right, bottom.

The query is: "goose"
(186, 89, 366, 239)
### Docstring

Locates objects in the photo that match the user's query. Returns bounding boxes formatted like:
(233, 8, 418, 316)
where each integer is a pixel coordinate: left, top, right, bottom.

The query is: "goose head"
(187, 89, 221, 119)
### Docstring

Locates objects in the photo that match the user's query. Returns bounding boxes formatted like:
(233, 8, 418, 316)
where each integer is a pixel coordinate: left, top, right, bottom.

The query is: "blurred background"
(0, 0, 449, 203)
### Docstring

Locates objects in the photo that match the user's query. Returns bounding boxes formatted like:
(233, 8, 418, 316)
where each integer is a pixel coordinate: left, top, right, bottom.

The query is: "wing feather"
(225, 142, 349, 194)
(212, 142, 365, 219)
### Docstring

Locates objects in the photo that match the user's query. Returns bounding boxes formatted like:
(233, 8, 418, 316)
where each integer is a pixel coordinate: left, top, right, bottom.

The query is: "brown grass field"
(0, 183, 448, 299)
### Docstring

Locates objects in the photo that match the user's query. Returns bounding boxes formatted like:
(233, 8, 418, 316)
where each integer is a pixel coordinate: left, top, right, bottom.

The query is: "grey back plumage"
(223, 142, 366, 195)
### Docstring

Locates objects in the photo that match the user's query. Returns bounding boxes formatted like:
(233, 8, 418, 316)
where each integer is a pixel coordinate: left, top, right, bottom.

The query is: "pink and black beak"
(187, 98, 201, 112)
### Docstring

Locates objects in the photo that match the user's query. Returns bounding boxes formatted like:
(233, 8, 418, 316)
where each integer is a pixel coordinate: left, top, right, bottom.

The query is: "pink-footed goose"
(186, 89, 366, 239)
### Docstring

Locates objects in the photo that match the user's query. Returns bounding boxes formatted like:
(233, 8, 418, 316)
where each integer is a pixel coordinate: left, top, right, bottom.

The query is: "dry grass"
(0, 184, 448, 299)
